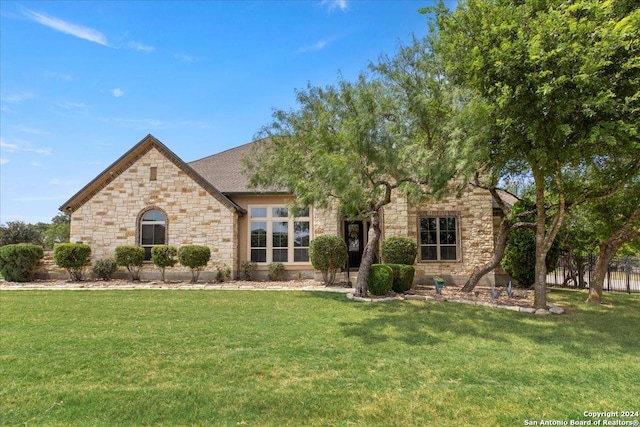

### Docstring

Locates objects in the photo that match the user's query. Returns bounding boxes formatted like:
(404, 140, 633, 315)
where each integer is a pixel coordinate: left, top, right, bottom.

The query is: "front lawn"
(1, 289, 638, 426)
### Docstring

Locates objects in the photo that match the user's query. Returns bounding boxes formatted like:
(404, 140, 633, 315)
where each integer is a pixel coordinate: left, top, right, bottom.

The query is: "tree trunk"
(587, 248, 611, 304)
(587, 205, 640, 304)
(462, 219, 510, 292)
(532, 165, 567, 310)
(354, 210, 382, 297)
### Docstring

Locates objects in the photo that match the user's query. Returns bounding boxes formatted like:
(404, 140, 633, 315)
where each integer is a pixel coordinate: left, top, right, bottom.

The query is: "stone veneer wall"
(383, 186, 497, 286)
(70, 147, 239, 280)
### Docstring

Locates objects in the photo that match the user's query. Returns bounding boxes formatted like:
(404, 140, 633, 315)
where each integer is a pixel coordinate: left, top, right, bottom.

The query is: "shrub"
(268, 262, 286, 281)
(501, 227, 561, 288)
(387, 264, 415, 293)
(309, 235, 348, 285)
(367, 264, 393, 296)
(0, 244, 44, 282)
(92, 258, 117, 281)
(241, 261, 257, 281)
(178, 245, 211, 283)
(53, 243, 91, 281)
(381, 237, 417, 265)
(114, 246, 145, 281)
(215, 264, 232, 282)
(151, 245, 177, 281)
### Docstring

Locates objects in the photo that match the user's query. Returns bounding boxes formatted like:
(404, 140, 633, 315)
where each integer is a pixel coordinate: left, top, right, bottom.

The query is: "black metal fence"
(546, 254, 640, 294)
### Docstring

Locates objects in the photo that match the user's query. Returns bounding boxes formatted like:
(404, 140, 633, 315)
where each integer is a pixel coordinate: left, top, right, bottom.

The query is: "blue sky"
(1, 0, 442, 224)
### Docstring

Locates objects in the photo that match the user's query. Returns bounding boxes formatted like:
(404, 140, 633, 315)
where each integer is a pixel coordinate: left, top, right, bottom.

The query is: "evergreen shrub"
(309, 235, 347, 285)
(387, 264, 415, 293)
(368, 264, 393, 296)
(501, 200, 561, 288)
(92, 258, 117, 281)
(268, 262, 286, 281)
(241, 261, 257, 281)
(53, 243, 91, 281)
(0, 244, 44, 282)
(381, 237, 417, 265)
(114, 246, 145, 281)
(178, 245, 211, 283)
(215, 264, 231, 282)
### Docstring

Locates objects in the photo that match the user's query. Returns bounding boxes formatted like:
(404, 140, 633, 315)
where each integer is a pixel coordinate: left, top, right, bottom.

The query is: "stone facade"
(383, 186, 497, 286)
(57, 135, 501, 285)
(69, 146, 239, 280)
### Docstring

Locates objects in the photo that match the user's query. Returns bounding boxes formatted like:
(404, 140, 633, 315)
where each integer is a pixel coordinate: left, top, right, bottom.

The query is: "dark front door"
(345, 221, 364, 270)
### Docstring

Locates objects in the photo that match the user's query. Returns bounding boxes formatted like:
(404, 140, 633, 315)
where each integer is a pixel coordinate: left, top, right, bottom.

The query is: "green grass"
(1, 289, 639, 426)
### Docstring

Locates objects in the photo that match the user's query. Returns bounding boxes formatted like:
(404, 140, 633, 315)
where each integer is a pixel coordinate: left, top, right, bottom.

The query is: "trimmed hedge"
(381, 237, 417, 265)
(368, 264, 394, 296)
(309, 235, 348, 285)
(115, 246, 145, 281)
(53, 243, 91, 281)
(0, 244, 44, 282)
(387, 264, 415, 293)
(178, 245, 211, 283)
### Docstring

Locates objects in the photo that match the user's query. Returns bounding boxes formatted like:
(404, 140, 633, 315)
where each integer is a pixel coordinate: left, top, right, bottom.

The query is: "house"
(59, 134, 507, 285)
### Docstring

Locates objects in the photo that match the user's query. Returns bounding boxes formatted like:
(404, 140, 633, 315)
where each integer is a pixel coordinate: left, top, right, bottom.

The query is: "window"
(419, 215, 459, 261)
(140, 209, 166, 260)
(249, 206, 310, 263)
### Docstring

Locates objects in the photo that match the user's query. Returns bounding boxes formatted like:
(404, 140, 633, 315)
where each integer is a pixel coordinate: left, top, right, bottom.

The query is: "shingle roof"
(188, 141, 283, 194)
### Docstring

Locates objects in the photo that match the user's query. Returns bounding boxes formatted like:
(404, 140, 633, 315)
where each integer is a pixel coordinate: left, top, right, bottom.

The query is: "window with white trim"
(140, 209, 167, 260)
(249, 206, 310, 263)
(419, 215, 459, 261)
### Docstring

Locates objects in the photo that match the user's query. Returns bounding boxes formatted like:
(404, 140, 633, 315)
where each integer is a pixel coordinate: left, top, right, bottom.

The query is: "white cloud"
(16, 125, 49, 136)
(174, 53, 194, 63)
(0, 138, 51, 155)
(321, 0, 348, 12)
(45, 71, 73, 81)
(0, 158, 8, 165)
(112, 88, 125, 98)
(56, 101, 86, 110)
(50, 178, 76, 186)
(127, 41, 155, 52)
(297, 39, 329, 54)
(1, 93, 36, 104)
(22, 8, 109, 46)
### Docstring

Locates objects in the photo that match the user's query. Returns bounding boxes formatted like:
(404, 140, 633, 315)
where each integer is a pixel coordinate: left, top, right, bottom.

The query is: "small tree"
(381, 237, 417, 265)
(53, 243, 91, 281)
(177, 245, 211, 283)
(114, 246, 145, 281)
(151, 245, 177, 281)
(309, 235, 348, 286)
(0, 244, 44, 282)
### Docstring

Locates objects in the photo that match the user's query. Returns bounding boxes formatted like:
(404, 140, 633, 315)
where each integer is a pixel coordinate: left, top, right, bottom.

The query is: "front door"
(345, 221, 364, 270)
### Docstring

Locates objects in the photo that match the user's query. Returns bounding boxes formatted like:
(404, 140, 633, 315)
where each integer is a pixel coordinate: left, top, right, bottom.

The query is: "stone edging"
(0, 281, 563, 315)
(347, 293, 565, 315)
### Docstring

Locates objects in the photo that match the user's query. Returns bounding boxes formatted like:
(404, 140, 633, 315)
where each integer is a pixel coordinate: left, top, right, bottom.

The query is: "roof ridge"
(188, 140, 255, 164)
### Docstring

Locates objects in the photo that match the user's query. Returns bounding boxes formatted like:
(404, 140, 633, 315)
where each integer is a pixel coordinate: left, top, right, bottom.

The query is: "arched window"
(140, 209, 167, 260)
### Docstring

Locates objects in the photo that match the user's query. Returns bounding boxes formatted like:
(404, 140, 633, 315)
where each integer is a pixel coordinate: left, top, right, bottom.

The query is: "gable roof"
(188, 140, 284, 194)
(59, 134, 245, 214)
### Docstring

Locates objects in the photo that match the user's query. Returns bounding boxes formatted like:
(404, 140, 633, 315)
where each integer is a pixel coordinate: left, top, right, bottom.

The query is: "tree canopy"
(244, 38, 466, 296)
(431, 0, 640, 308)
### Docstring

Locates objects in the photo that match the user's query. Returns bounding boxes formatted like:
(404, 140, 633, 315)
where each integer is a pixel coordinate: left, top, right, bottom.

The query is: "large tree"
(432, 0, 640, 309)
(245, 39, 464, 297)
